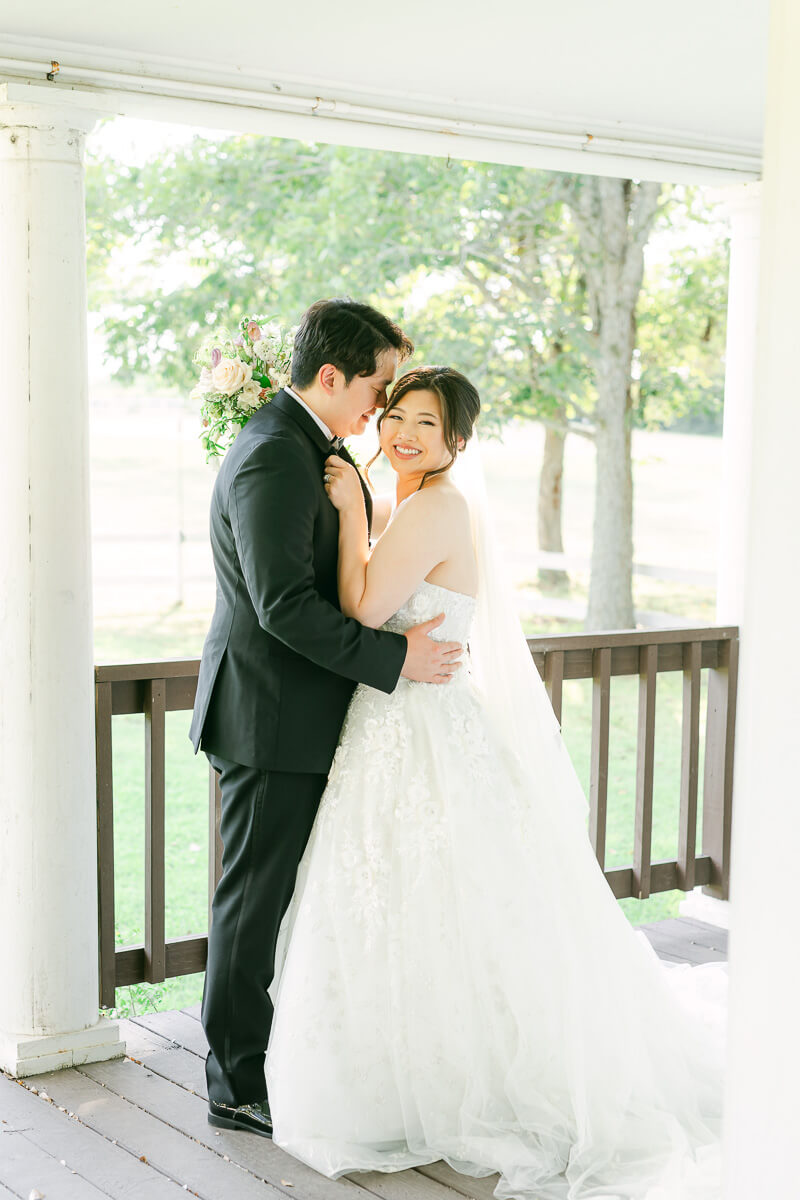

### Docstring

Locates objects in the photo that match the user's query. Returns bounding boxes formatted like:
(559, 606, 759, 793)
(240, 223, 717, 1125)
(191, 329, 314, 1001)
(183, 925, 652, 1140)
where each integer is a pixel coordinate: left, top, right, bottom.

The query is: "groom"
(190, 298, 463, 1138)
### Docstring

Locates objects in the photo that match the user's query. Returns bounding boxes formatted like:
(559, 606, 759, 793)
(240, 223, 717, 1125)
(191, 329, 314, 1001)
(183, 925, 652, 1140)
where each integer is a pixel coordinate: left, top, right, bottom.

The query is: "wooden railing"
(529, 626, 737, 903)
(95, 624, 738, 1008)
(95, 661, 223, 1010)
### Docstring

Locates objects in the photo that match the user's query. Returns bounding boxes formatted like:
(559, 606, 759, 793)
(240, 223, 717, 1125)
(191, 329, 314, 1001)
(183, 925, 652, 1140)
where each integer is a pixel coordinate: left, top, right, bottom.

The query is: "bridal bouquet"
(192, 316, 295, 460)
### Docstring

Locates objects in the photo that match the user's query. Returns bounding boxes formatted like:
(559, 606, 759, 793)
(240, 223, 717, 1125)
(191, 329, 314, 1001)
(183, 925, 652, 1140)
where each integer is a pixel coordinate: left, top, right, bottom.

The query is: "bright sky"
(89, 115, 216, 164)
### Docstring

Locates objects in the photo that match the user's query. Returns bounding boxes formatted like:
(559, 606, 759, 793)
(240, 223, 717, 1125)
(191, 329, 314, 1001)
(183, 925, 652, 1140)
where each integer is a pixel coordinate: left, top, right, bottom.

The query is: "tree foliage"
(86, 133, 728, 437)
(85, 129, 730, 629)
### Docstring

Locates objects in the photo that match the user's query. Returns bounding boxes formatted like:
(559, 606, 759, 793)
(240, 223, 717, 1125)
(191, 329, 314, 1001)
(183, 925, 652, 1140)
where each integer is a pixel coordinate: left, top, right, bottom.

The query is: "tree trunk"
(588, 337, 635, 629)
(537, 424, 569, 587)
(562, 177, 663, 631)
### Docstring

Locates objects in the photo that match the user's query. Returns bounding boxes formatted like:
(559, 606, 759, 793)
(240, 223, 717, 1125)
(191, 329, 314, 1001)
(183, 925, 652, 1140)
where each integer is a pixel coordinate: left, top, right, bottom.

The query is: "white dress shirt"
(284, 384, 334, 443)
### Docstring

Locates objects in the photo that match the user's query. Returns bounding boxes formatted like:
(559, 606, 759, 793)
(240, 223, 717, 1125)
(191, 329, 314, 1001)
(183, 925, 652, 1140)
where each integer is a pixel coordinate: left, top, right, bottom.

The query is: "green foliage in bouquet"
(193, 315, 295, 460)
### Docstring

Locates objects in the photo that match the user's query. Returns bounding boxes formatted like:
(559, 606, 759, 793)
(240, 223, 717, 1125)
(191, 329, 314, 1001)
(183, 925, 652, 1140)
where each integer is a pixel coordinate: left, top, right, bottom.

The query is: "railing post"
(678, 640, 702, 891)
(633, 643, 658, 899)
(144, 679, 166, 983)
(95, 680, 116, 1009)
(702, 635, 738, 900)
(589, 646, 611, 869)
(544, 649, 564, 725)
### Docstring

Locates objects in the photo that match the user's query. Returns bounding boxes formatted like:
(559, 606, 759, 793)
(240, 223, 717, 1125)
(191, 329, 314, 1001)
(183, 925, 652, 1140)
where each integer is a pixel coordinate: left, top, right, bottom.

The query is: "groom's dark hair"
(290, 298, 414, 389)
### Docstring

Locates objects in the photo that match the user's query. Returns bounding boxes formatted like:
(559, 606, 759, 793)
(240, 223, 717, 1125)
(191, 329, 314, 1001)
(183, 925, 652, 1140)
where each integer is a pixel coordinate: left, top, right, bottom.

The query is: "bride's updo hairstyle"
(367, 365, 481, 492)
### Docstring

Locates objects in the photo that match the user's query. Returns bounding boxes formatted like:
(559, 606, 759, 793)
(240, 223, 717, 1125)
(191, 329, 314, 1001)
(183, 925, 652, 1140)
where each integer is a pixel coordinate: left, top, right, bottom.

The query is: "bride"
(265, 366, 727, 1200)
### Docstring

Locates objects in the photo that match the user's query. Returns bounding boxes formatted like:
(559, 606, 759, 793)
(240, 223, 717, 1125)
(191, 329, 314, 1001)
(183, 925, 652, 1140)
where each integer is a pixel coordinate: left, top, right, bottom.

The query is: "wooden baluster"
(144, 678, 166, 983)
(95, 679, 117, 1009)
(702, 635, 739, 900)
(633, 643, 658, 899)
(545, 649, 564, 726)
(678, 641, 702, 891)
(208, 765, 223, 933)
(589, 646, 611, 868)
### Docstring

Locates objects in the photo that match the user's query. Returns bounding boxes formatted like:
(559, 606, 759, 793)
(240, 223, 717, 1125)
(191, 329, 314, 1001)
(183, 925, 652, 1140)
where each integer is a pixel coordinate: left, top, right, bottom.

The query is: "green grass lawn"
(97, 595, 710, 1019)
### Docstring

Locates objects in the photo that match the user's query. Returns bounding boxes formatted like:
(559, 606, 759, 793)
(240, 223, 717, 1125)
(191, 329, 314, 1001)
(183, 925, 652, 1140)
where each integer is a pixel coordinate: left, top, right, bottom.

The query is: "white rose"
(190, 366, 214, 401)
(238, 380, 264, 410)
(211, 357, 253, 396)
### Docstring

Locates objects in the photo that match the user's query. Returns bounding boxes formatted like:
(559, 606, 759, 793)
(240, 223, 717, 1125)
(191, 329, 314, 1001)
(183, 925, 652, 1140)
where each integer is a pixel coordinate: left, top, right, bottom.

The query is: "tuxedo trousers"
(202, 753, 328, 1105)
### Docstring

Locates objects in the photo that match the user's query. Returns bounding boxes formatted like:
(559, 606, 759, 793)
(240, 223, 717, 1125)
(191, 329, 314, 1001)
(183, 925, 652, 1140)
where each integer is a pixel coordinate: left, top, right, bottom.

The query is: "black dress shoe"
(208, 1097, 273, 1138)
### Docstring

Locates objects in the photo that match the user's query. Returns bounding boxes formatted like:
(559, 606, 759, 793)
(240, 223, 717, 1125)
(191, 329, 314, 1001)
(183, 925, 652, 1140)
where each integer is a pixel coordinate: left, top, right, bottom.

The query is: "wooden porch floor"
(0, 917, 727, 1200)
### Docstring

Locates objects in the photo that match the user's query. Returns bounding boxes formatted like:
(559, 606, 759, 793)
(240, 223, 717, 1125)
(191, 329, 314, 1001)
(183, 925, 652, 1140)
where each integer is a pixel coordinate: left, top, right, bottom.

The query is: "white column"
(712, 183, 762, 626)
(0, 98, 124, 1075)
(724, 1, 800, 1195)
(679, 181, 761, 932)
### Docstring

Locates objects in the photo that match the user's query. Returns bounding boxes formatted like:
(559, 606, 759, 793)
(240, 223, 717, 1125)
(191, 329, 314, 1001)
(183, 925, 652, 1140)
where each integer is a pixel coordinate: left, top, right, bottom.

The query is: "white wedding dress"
(265, 578, 728, 1200)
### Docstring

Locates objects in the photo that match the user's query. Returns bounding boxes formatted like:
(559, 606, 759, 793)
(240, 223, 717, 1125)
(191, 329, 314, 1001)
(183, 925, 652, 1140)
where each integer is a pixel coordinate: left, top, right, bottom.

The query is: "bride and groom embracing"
(190, 298, 727, 1200)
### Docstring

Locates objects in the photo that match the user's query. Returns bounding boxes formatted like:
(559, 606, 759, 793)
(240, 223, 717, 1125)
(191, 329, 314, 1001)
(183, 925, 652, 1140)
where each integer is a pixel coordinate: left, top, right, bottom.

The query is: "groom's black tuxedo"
(190, 388, 406, 771)
(190, 389, 407, 1108)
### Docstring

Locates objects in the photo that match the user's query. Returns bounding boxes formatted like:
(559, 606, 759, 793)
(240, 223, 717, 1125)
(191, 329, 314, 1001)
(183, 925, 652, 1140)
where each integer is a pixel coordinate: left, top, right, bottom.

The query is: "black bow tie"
(328, 436, 345, 453)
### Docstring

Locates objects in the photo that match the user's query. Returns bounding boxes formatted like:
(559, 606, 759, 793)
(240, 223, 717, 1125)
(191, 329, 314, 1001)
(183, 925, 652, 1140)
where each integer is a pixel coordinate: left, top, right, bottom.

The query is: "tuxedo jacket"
(189, 389, 408, 773)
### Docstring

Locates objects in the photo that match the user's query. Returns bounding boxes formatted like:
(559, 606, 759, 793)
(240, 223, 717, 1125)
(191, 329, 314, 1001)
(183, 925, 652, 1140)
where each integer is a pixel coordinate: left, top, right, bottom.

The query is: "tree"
(86, 133, 728, 628)
(555, 177, 663, 628)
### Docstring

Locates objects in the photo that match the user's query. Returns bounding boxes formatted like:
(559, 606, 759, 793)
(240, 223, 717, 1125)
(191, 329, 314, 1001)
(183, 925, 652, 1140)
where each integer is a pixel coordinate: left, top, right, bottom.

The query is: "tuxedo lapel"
(267, 390, 374, 535)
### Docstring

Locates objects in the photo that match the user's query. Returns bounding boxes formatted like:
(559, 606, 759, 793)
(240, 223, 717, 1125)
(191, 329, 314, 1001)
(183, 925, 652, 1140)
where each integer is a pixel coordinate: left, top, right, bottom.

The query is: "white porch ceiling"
(0, 0, 769, 181)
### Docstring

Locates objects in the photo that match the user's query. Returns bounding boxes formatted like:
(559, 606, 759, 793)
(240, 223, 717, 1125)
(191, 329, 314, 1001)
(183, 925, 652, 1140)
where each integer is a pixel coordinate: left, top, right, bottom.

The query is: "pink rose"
(247, 322, 262, 342)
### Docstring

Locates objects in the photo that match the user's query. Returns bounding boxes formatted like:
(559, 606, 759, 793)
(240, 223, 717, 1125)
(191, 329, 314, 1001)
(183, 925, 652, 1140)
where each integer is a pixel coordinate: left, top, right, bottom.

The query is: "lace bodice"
(380, 578, 476, 646)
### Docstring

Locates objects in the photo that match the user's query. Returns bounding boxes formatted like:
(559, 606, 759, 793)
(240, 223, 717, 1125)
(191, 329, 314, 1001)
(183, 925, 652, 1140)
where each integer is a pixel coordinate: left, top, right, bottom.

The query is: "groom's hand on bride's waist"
(400, 613, 462, 684)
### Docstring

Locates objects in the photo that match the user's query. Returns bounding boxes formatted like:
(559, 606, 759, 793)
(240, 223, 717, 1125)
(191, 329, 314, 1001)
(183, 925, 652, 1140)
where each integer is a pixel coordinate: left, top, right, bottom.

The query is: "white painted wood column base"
(0, 1023, 126, 1079)
(0, 97, 124, 1076)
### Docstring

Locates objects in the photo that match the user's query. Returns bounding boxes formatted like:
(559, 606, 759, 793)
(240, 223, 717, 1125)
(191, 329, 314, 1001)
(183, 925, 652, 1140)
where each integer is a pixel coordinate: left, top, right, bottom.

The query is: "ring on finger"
(323, 473, 332, 484)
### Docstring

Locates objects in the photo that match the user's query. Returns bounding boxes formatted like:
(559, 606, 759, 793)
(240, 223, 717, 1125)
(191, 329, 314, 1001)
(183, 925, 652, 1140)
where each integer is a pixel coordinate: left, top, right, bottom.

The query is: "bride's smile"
(378, 386, 455, 489)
